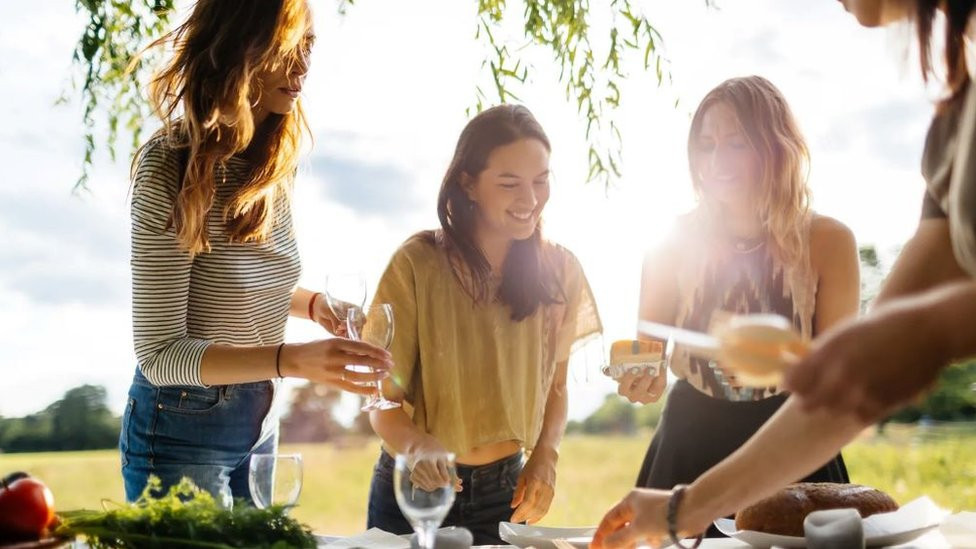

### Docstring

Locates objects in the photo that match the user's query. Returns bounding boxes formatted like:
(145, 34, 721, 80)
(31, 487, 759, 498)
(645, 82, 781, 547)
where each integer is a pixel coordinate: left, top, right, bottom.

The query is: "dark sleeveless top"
(670, 215, 816, 401)
(636, 215, 849, 536)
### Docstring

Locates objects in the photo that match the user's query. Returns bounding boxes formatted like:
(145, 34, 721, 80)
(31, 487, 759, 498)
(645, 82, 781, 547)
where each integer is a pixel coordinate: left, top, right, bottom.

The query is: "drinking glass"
(324, 273, 367, 326)
(248, 453, 303, 510)
(394, 452, 456, 549)
(346, 304, 400, 411)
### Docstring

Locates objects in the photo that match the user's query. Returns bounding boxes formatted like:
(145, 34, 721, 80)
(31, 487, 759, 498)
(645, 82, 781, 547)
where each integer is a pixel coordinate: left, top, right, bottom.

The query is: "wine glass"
(394, 452, 456, 549)
(346, 304, 401, 411)
(248, 453, 303, 510)
(324, 273, 367, 326)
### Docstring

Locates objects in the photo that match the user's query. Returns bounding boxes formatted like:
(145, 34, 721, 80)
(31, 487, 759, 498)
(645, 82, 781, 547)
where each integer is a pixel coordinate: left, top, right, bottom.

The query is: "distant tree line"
(3, 355, 973, 452)
(0, 382, 373, 453)
(0, 385, 120, 453)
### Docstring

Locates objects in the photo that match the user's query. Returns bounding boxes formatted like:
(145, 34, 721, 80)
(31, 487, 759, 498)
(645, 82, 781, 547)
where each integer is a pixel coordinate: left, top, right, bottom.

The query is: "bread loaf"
(734, 483, 898, 536)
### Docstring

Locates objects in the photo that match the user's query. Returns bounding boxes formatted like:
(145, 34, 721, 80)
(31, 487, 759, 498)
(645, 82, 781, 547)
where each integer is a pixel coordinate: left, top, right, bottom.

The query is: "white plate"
(498, 522, 595, 549)
(713, 518, 939, 547)
(713, 496, 946, 548)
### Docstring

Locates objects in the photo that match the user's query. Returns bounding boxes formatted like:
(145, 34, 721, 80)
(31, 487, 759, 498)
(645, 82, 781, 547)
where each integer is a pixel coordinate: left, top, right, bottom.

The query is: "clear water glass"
(248, 453, 303, 510)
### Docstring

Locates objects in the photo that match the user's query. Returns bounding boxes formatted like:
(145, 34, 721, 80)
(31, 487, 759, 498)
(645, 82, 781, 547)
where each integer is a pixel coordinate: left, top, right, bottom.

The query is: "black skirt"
(636, 379, 850, 537)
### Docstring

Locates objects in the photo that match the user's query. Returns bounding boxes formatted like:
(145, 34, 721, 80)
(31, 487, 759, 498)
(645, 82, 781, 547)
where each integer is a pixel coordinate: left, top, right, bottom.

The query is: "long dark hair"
(913, 0, 976, 108)
(430, 104, 562, 321)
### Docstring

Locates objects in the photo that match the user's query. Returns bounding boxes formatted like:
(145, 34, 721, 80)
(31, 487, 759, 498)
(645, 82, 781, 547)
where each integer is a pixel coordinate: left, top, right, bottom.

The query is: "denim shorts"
(119, 368, 277, 506)
(367, 449, 524, 545)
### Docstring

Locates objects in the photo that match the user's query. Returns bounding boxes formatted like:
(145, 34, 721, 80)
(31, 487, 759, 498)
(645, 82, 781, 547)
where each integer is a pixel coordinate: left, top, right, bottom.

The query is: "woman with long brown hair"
(120, 0, 392, 504)
(594, 2, 976, 546)
(615, 76, 859, 537)
(365, 104, 602, 543)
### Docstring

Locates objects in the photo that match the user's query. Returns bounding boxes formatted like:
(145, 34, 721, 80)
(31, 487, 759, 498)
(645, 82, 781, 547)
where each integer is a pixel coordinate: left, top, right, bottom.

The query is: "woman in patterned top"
(120, 0, 392, 505)
(594, 2, 976, 546)
(615, 76, 860, 536)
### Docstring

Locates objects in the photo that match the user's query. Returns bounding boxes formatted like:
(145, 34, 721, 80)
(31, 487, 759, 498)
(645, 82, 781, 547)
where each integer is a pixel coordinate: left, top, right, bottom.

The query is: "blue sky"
(0, 0, 936, 420)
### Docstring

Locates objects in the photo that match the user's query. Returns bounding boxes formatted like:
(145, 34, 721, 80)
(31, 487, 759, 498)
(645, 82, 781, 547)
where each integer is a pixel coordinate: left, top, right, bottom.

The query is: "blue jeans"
(367, 450, 524, 545)
(119, 368, 277, 506)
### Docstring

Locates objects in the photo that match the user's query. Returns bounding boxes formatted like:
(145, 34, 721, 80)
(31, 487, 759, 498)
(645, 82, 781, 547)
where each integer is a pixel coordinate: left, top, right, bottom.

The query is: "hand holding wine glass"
(394, 451, 457, 549)
(346, 304, 401, 411)
(325, 273, 367, 328)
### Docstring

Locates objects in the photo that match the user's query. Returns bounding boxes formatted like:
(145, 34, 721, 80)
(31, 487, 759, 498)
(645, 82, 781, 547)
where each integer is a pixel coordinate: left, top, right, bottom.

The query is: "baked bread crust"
(734, 482, 899, 536)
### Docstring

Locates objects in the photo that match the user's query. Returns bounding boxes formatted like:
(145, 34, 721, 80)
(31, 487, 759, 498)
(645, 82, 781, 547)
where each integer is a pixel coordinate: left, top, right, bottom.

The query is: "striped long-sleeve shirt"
(130, 136, 302, 387)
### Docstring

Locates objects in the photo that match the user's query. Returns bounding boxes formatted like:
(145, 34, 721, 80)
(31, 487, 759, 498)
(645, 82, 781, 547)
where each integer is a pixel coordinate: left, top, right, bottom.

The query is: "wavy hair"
(135, 0, 313, 255)
(688, 76, 812, 266)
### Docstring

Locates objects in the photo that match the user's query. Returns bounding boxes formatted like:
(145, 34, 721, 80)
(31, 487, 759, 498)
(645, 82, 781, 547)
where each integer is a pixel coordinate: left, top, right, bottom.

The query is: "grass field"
(2, 429, 974, 535)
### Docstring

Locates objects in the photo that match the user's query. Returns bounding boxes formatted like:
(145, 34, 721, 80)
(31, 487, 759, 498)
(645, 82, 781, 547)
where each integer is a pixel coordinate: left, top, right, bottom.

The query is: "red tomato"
(0, 477, 56, 537)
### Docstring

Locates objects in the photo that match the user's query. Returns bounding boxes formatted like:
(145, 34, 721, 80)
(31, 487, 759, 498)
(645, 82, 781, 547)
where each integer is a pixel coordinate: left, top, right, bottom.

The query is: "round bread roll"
(734, 482, 899, 537)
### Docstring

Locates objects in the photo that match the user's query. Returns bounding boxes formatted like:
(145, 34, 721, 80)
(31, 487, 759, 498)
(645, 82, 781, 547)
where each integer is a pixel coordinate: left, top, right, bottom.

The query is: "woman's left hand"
(311, 294, 346, 336)
(509, 446, 557, 524)
(592, 488, 672, 549)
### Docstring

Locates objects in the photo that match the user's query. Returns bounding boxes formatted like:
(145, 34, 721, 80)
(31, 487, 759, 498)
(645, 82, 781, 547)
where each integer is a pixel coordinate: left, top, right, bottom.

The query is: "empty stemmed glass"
(394, 452, 457, 549)
(346, 303, 400, 411)
(248, 453, 303, 511)
(324, 273, 367, 330)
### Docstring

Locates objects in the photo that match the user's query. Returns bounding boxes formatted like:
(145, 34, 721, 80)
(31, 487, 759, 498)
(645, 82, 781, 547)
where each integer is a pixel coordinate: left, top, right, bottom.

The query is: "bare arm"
(290, 286, 317, 319)
(533, 359, 570, 458)
(785, 217, 972, 419)
(368, 407, 444, 456)
(875, 218, 967, 305)
(678, 399, 865, 534)
(618, 240, 680, 404)
(290, 286, 345, 334)
(680, 278, 976, 532)
(369, 406, 456, 491)
(510, 358, 569, 524)
(199, 337, 391, 387)
(591, 399, 865, 548)
(809, 216, 860, 335)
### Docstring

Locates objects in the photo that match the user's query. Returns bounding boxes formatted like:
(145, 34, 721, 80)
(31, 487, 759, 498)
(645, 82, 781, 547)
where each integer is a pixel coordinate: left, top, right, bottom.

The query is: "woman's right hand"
(407, 437, 463, 493)
(617, 369, 667, 404)
(279, 338, 393, 395)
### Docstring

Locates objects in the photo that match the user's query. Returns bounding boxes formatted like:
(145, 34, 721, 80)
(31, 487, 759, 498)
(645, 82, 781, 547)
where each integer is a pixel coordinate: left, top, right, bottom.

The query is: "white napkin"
(319, 527, 411, 549)
(940, 511, 976, 547)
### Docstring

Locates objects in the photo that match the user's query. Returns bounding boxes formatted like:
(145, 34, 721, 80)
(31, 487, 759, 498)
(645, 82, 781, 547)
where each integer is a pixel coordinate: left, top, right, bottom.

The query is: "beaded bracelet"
(667, 484, 703, 548)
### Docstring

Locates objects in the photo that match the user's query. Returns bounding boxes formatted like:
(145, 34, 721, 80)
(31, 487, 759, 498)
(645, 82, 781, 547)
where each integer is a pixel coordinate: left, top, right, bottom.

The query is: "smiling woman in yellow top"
(365, 105, 602, 544)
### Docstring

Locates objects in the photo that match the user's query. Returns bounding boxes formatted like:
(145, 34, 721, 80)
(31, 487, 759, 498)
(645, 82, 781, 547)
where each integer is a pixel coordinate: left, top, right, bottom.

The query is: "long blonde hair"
(136, 0, 313, 256)
(687, 76, 812, 266)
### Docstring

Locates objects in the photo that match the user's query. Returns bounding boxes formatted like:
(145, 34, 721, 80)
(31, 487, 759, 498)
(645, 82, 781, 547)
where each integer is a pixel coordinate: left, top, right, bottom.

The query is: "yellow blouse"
(374, 232, 602, 456)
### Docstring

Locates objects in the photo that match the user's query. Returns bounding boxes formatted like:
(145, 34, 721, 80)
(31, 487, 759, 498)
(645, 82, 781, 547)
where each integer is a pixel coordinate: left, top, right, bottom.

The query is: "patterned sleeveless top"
(669, 214, 816, 401)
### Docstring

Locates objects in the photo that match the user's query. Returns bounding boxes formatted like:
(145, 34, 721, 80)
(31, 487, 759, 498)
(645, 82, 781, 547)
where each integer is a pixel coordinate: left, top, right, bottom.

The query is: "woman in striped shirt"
(120, 0, 392, 505)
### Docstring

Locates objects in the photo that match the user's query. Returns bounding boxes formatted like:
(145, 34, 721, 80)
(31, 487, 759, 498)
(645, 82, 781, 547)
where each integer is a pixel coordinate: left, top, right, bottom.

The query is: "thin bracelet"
(667, 484, 703, 548)
(307, 292, 322, 321)
(275, 343, 286, 379)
